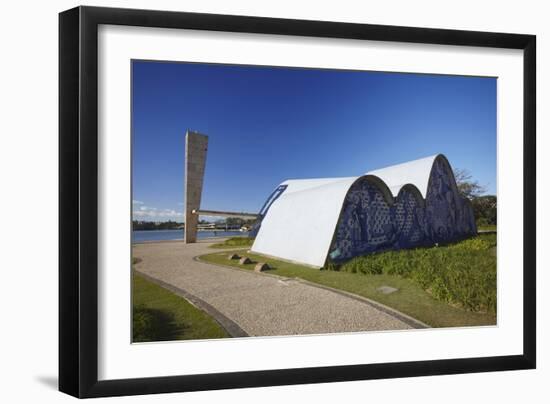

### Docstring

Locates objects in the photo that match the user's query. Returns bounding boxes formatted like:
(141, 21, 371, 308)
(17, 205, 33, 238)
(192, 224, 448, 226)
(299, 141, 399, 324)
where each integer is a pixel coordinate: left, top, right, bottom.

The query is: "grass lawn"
(132, 271, 229, 342)
(209, 237, 254, 249)
(478, 225, 497, 232)
(200, 236, 496, 328)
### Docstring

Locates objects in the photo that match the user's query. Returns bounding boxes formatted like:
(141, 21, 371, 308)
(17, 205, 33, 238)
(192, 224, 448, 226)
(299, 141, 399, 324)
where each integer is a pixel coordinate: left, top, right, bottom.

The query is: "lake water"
(132, 229, 247, 243)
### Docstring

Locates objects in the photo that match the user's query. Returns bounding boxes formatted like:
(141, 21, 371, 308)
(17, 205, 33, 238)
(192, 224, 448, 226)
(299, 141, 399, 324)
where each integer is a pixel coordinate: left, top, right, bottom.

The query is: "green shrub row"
(210, 237, 255, 248)
(334, 235, 497, 314)
(224, 237, 254, 246)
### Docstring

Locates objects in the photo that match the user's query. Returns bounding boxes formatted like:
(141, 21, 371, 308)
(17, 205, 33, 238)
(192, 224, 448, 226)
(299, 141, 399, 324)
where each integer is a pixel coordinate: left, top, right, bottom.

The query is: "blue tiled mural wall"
(330, 158, 476, 262)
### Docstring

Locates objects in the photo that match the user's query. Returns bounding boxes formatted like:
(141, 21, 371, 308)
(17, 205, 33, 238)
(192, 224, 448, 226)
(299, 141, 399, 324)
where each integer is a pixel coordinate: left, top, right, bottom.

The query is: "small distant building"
(250, 154, 477, 268)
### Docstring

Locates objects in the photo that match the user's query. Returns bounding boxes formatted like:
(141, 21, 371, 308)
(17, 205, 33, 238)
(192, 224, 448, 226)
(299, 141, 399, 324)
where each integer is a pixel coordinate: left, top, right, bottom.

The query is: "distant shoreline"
(132, 229, 248, 243)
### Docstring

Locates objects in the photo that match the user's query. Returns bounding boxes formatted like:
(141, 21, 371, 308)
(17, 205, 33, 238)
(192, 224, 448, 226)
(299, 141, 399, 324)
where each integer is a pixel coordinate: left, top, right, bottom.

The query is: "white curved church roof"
(251, 177, 357, 268)
(366, 155, 438, 198)
(251, 154, 446, 268)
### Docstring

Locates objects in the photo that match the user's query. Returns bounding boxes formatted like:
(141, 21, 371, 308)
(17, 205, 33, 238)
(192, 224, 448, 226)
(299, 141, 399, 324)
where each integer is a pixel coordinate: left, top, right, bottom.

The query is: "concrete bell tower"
(184, 130, 208, 243)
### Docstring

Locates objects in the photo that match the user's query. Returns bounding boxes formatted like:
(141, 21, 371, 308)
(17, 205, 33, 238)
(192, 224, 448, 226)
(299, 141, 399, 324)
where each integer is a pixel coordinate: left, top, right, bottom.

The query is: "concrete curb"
(296, 278, 430, 329)
(134, 270, 249, 338)
(194, 254, 429, 330)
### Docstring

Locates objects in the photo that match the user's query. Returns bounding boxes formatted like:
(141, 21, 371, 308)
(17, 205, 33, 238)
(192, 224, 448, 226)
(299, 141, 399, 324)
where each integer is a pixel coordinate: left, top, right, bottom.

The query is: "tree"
(453, 168, 496, 227)
(453, 168, 487, 200)
(471, 195, 497, 226)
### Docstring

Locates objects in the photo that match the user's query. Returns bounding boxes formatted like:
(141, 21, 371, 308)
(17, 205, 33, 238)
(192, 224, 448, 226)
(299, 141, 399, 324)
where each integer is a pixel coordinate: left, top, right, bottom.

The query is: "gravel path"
(132, 240, 420, 337)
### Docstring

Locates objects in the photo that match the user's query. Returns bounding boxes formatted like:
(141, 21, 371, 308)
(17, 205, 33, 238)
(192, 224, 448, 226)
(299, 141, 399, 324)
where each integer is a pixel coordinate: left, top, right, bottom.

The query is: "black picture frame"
(59, 5, 536, 398)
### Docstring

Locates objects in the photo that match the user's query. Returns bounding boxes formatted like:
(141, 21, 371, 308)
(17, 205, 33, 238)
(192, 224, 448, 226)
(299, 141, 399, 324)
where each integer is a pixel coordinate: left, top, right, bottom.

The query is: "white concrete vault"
(251, 154, 477, 268)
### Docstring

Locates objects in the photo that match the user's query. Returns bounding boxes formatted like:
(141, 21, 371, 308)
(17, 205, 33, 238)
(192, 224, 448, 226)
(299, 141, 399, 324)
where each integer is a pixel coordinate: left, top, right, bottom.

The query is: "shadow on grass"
(132, 306, 188, 343)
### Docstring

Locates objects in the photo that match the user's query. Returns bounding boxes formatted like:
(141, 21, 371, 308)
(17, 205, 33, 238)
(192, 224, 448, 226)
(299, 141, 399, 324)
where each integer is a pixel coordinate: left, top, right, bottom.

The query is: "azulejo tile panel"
(330, 158, 476, 262)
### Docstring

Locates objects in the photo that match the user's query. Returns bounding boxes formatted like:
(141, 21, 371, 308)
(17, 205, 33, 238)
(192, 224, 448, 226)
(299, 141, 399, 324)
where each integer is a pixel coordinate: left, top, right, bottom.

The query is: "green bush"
(338, 235, 497, 314)
(210, 237, 254, 248)
(449, 236, 493, 251)
(224, 237, 254, 246)
(477, 217, 490, 227)
(323, 259, 339, 272)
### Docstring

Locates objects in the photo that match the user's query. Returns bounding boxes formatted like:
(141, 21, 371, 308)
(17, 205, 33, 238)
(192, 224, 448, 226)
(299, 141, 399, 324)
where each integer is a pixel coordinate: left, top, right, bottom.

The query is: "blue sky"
(132, 60, 496, 222)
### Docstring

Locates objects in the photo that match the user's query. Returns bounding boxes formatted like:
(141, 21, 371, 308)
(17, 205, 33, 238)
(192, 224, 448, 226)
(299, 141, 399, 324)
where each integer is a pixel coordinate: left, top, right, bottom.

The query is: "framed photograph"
(59, 6, 536, 398)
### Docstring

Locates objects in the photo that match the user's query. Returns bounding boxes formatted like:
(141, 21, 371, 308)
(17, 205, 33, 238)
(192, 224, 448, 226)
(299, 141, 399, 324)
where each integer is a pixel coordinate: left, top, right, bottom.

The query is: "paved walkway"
(133, 240, 424, 337)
